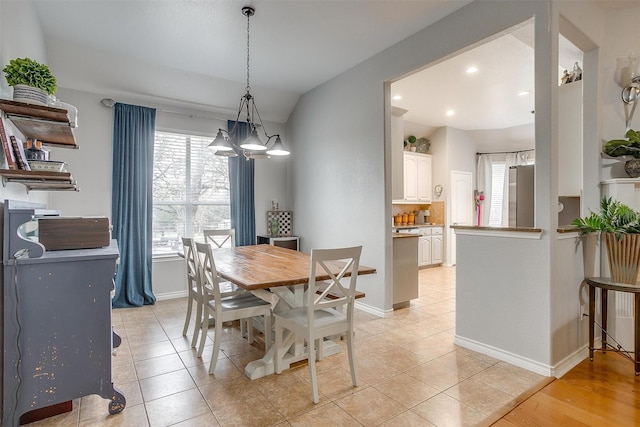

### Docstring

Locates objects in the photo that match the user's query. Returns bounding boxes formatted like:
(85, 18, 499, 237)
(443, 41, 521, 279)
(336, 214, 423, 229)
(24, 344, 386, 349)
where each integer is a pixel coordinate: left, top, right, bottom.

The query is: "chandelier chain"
(246, 9, 251, 93)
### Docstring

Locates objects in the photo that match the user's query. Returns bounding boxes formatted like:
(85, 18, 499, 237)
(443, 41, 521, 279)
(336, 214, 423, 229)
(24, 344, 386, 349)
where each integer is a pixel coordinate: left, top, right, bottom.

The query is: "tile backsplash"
(392, 201, 445, 224)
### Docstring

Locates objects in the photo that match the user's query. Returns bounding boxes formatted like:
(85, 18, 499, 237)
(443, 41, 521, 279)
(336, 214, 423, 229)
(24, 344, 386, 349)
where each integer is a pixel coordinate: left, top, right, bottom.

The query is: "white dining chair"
(195, 242, 272, 374)
(203, 228, 236, 249)
(202, 228, 254, 340)
(180, 237, 201, 346)
(273, 245, 362, 403)
(181, 236, 246, 351)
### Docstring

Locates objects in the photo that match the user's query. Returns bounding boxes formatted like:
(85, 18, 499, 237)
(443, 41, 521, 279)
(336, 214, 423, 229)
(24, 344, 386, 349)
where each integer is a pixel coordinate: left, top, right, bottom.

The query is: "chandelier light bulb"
(240, 128, 268, 151)
(266, 136, 290, 156)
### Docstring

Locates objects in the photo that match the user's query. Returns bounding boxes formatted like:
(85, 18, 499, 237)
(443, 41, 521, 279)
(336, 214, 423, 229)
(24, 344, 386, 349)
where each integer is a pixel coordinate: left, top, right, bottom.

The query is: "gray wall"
(287, 0, 552, 317)
(285, 0, 631, 373)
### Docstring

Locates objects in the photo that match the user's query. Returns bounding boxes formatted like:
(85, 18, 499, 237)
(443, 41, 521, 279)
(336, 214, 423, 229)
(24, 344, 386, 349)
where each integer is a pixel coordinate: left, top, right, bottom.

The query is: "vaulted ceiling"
(28, 0, 635, 130)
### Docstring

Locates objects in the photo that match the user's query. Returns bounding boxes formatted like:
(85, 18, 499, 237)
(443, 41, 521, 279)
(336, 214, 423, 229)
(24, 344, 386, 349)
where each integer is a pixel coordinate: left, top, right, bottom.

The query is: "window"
(488, 162, 506, 227)
(153, 131, 230, 255)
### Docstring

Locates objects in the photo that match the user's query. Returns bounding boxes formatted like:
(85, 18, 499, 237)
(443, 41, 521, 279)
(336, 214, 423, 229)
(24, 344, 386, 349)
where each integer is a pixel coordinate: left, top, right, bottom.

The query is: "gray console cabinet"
(1, 200, 125, 426)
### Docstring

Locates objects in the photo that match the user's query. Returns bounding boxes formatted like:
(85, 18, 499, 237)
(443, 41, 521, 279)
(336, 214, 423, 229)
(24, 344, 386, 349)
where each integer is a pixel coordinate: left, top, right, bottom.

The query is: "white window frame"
(152, 131, 230, 257)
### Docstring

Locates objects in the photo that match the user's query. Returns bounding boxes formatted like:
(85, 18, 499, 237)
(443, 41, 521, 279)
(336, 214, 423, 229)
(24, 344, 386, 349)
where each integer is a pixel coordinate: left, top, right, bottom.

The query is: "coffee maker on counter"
(415, 209, 430, 225)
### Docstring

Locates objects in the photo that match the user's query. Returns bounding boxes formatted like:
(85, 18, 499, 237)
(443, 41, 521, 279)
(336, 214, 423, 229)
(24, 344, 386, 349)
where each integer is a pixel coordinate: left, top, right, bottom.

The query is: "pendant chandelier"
(209, 6, 289, 159)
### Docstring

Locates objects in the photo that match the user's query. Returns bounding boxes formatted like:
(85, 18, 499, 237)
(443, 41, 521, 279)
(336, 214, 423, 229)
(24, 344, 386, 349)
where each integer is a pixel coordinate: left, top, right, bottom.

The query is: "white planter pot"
(13, 84, 48, 106)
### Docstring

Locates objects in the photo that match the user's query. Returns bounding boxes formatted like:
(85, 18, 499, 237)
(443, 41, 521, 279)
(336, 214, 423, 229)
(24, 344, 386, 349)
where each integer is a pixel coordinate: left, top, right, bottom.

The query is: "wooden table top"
(212, 244, 376, 291)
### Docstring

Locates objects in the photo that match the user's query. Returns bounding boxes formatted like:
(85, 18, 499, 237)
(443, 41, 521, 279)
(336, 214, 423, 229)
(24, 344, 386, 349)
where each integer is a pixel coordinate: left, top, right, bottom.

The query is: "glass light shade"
(245, 152, 270, 160)
(266, 136, 290, 156)
(209, 130, 235, 152)
(215, 150, 238, 157)
(240, 128, 267, 151)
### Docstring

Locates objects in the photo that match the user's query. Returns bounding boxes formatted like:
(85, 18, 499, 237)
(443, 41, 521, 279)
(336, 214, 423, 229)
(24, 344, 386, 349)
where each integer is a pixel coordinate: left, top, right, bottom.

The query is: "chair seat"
(214, 293, 271, 311)
(274, 306, 346, 327)
(219, 280, 244, 295)
(192, 282, 242, 296)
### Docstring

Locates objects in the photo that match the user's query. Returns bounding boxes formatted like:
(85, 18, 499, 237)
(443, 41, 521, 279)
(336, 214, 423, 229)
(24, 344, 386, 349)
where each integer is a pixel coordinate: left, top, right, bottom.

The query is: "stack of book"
(0, 116, 74, 186)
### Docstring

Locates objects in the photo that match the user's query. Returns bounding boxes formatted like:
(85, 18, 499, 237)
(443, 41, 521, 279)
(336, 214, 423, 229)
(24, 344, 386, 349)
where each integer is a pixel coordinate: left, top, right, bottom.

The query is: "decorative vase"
(603, 232, 640, 284)
(624, 159, 640, 178)
(12, 84, 48, 106)
(410, 146, 417, 152)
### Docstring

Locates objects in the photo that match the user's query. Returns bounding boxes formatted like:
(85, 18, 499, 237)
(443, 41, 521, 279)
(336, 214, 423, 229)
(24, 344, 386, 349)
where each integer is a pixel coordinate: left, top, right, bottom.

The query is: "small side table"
(256, 235, 299, 251)
(585, 277, 640, 375)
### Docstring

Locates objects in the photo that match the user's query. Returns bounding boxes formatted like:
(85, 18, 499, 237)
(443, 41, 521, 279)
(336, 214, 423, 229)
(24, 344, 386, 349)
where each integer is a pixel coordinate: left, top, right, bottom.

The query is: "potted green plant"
(2, 57, 57, 106)
(404, 135, 417, 152)
(572, 196, 640, 284)
(602, 129, 640, 178)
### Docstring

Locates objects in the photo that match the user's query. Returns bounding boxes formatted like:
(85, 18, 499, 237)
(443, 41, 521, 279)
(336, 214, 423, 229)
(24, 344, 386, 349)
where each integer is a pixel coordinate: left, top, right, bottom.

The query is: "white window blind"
(152, 131, 230, 255)
(488, 162, 506, 227)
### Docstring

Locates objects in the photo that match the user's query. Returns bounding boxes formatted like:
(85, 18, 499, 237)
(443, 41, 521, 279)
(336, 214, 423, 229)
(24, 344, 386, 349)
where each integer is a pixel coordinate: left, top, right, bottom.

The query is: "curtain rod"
(99, 98, 232, 121)
(476, 148, 535, 155)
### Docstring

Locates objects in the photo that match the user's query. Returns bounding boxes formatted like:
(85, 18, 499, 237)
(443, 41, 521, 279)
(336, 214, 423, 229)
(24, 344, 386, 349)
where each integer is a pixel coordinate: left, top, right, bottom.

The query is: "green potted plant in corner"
(404, 135, 417, 152)
(603, 129, 640, 178)
(2, 57, 57, 106)
(572, 196, 640, 284)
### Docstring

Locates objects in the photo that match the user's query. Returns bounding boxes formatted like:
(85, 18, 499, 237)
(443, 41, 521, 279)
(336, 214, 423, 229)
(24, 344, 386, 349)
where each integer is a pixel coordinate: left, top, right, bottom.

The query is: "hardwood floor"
(493, 351, 640, 426)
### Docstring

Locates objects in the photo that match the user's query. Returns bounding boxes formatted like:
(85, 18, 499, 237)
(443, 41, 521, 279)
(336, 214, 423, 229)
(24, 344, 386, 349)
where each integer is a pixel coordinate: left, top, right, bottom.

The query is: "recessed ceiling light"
(446, 110, 455, 116)
(518, 91, 531, 96)
(392, 95, 402, 100)
(466, 66, 478, 74)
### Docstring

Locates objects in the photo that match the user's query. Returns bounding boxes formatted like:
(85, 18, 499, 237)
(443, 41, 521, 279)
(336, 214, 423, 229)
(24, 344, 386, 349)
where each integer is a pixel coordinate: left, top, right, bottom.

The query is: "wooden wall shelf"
(0, 169, 78, 192)
(0, 99, 77, 148)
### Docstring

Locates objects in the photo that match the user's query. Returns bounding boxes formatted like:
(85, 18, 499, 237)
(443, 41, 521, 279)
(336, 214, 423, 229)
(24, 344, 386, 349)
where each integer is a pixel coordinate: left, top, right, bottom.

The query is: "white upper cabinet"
(558, 81, 582, 197)
(403, 152, 432, 202)
(391, 107, 408, 201)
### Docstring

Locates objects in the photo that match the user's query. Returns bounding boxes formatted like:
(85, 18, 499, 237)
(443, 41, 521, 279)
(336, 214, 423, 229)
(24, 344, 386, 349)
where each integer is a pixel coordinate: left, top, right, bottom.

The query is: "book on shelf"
(10, 136, 30, 171)
(0, 116, 17, 169)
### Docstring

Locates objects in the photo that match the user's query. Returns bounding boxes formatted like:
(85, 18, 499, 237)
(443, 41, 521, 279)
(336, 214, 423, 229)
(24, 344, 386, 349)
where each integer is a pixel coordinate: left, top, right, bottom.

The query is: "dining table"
(211, 244, 376, 379)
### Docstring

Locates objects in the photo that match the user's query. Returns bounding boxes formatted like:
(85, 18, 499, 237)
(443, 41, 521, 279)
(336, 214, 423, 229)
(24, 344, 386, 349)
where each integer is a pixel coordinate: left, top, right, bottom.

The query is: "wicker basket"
(603, 232, 640, 284)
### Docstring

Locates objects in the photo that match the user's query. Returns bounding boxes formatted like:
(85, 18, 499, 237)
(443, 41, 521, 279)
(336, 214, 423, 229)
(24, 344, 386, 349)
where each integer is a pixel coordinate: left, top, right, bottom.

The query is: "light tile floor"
(27, 266, 550, 426)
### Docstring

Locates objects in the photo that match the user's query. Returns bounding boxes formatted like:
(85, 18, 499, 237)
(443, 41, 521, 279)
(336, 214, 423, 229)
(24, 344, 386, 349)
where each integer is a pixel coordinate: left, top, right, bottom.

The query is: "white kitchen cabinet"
(431, 227, 443, 264)
(417, 226, 443, 266)
(391, 107, 408, 201)
(558, 80, 582, 197)
(418, 235, 432, 266)
(403, 152, 432, 202)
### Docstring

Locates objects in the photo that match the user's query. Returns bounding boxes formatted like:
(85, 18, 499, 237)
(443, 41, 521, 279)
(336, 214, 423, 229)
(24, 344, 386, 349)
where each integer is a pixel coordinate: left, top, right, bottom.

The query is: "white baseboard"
(455, 335, 553, 376)
(455, 335, 601, 378)
(551, 343, 594, 378)
(155, 290, 188, 301)
(355, 301, 393, 318)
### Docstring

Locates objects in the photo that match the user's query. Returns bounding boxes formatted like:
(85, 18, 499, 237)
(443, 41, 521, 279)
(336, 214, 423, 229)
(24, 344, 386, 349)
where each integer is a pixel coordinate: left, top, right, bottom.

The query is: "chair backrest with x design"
(203, 228, 236, 249)
(307, 246, 362, 319)
(181, 237, 198, 291)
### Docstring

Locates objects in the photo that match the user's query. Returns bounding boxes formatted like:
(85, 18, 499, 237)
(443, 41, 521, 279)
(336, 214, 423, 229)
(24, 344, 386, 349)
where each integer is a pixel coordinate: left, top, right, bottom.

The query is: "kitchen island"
(392, 233, 419, 308)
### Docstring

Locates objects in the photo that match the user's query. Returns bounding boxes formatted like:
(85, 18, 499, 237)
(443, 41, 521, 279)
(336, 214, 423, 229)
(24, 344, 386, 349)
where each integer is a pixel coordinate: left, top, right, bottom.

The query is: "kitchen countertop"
(392, 233, 420, 239)
(450, 225, 541, 232)
(393, 224, 443, 230)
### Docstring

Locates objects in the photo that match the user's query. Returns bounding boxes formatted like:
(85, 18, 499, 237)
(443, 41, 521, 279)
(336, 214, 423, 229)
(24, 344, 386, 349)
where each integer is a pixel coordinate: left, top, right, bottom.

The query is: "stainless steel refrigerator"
(508, 165, 534, 227)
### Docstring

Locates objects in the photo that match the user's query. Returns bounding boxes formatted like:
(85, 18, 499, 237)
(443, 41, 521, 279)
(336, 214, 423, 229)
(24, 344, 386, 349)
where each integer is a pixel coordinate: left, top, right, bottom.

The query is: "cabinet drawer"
(431, 227, 443, 235)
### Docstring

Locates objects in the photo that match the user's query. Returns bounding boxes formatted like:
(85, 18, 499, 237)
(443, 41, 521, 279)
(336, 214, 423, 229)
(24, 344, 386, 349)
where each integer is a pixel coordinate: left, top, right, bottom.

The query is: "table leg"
(589, 283, 595, 361)
(635, 293, 640, 376)
(243, 284, 343, 380)
(602, 289, 608, 353)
